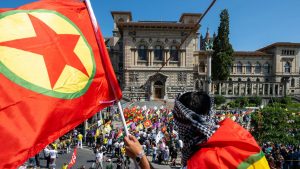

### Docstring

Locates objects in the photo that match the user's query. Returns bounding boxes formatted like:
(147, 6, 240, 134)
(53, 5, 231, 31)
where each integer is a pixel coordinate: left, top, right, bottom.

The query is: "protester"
(172, 91, 270, 168)
(170, 147, 178, 167)
(152, 143, 157, 162)
(105, 159, 113, 169)
(49, 145, 58, 169)
(95, 149, 104, 169)
(61, 162, 68, 169)
(77, 132, 83, 149)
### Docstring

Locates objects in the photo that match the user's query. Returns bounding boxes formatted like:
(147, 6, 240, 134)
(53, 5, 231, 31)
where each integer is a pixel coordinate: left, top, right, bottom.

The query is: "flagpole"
(84, 0, 139, 168)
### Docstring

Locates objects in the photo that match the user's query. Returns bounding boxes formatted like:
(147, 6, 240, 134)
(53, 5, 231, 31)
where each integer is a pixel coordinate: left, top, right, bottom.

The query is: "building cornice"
(117, 22, 199, 30)
(195, 51, 272, 57)
(111, 11, 132, 21)
(257, 42, 300, 52)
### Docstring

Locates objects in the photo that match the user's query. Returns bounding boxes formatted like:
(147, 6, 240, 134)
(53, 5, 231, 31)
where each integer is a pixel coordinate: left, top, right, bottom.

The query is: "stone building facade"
(195, 42, 300, 98)
(108, 11, 201, 100)
(107, 11, 300, 100)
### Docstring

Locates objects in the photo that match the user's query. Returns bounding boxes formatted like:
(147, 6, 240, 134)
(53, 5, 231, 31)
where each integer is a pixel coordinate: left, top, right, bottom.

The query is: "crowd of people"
(20, 93, 300, 169)
(262, 142, 300, 169)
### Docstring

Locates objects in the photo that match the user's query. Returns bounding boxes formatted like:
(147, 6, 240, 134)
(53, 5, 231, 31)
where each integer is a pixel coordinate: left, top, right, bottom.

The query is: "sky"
(1, 0, 300, 51)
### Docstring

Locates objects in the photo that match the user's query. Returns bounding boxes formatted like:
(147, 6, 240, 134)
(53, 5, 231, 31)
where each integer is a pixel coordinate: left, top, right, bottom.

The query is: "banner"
(68, 148, 77, 169)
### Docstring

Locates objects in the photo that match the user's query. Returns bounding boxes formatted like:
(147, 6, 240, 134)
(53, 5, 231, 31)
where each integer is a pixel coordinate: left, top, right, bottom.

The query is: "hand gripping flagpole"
(84, 0, 139, 168)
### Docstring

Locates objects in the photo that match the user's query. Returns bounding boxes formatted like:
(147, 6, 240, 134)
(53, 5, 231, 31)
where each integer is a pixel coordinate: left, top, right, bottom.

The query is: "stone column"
(207, 54, 212, 94)
(238, 83, 241, 95)
(225, 83, 228, 95)
(251, 83, 253, 95)
(133, 49, 137, 66)
(180, 50, 186, 67)
(262, 84, 265, 95)
(267, 84, 270, 96)
(273, 84, 276, 96)
(233, 84, 236, 95)
(165, 50, 170, 66)
(147, 50, 151, 66)
(277, 84, 280, 96)
(218, 83, 221, 95)
(150, 49, 154, 66)
(244, 83, 247, 95)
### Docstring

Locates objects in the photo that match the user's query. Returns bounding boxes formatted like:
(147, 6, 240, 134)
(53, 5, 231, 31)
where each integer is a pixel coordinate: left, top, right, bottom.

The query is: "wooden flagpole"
(84, 0, 139, 168)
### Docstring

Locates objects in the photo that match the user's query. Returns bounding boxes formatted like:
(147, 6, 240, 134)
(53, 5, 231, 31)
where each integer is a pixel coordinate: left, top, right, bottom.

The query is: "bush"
(235, 97, 249, 108)
(249, 96, 262, 106)
(214, 95, 226, 106)
(227, 101, 238, 108)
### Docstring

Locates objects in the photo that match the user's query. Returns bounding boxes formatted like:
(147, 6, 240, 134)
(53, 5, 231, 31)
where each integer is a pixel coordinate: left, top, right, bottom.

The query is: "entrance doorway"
(154, 81, 163, 99)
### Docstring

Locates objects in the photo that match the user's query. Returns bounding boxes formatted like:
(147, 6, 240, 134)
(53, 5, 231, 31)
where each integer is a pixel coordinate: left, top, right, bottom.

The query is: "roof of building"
(111, 11, 132, 21)
(257, 42, 300, 51)
(179, 13, 202, 22)
(196, 51, 272, 57)
(233, 51, 272, 57)
(117, 22, 199, 30)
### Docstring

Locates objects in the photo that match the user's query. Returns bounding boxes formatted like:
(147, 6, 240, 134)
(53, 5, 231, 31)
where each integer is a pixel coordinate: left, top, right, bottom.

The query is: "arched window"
(237, 62, 242, 74)
(291, 78, 295, 87)
(138, 45, 147, 61)
(246, 62, 251, 74)
(170, 46, 179, 61)
(284, 62, 291, 73)
(263, 63, 270, 74)
(256, 78, 260, 82)
(238, 78, 242, 82)
(255, 63, 261, 74)
(199, 61, 205, 72)
(154, 45, 163, 61)
(154, 81, 163, 86)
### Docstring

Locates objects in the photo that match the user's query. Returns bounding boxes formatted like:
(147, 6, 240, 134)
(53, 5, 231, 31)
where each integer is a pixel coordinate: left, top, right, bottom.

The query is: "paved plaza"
(32, 146, 182, 169)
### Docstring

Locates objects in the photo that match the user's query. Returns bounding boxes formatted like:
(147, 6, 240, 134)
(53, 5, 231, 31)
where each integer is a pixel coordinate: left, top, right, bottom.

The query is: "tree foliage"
(251, 103, 300, 145)
(214, 95, 226, 106)
(212, 9, 234, 80)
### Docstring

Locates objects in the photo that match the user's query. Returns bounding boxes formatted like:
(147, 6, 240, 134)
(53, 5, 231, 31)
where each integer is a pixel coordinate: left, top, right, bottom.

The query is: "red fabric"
(0, 0, 121, 168)
(68, 148, 77, 169)
(187, 119, 261, 169)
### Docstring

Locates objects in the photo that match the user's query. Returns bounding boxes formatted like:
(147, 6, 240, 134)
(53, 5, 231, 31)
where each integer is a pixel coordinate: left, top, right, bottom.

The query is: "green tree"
(212, 9, 234, 80)
(251, 103, 300, 145)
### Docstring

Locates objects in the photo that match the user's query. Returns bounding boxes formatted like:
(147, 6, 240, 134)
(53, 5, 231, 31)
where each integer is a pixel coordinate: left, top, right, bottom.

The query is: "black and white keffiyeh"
(173, 93, 219, 166)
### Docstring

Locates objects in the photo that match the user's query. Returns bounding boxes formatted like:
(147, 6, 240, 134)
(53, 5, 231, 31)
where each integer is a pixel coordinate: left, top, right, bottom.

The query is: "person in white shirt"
(49, 146, 58, 169)
(43, 146, 51, 168)
(178, 139, 183, 151)
(95, 150, 104, 169)
(114, 141, 120, 157)
(152, 143, 158, 162)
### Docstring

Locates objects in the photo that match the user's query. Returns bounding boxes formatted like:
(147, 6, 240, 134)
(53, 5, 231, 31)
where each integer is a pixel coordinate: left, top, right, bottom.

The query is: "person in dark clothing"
(116, 157, 123, 169)
(34, 153, 40, 168)
(170, 149, 178, 166)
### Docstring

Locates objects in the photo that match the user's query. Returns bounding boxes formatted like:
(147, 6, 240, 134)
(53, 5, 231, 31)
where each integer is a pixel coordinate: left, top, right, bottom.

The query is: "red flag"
(68, 148, 77, 169)
(0, 0, 122, 168)
(143, 120, 152, 128)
